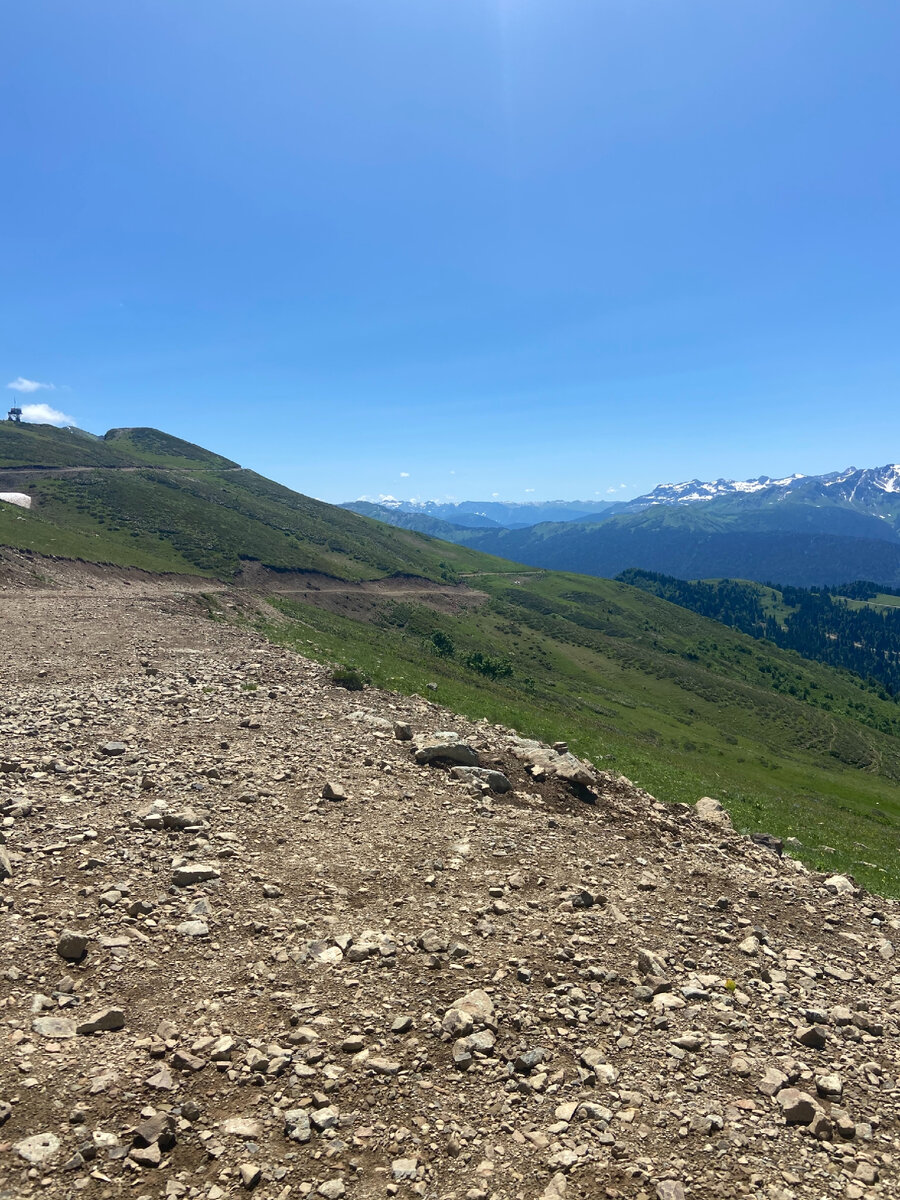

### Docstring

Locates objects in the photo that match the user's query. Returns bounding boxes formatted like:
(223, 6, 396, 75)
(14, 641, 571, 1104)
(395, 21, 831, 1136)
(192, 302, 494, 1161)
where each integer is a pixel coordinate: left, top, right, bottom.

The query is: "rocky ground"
(1, 554, 899, 1200)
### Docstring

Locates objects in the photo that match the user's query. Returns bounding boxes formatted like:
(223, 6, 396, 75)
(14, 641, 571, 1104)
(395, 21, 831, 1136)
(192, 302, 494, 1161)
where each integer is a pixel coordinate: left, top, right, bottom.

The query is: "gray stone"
(57, 928, 89, 960)
(392, 1157, 418, 1181)
(777, 1087, 819, 1125)
(283, 1107, 311, 1143)
(32, 1016, 76, 1038)
(450, 766, 512, 793)
(15, 1132, 61, 1164)
(695, 795, 732, 830)
(317, 1181, 345, 1200)
(172, 862, 220, 887)
(0, 847, 12, 880)
(77, 1007, 126, 1035)
(656, 1183, 686, 1200)
(414, 734, 479, 766)
(100, 740, 127, 756)
(824, 874, 855, 897)
(222, 1117, 263, 1138)
(176, 920, 209, 937)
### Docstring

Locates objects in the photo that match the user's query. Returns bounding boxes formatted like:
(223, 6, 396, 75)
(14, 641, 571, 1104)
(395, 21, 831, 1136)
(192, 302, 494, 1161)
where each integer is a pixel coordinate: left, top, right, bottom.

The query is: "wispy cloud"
(18, 402, 77, 427)
(7, 377, 56, 394)
(399, 471, 410, 478)
(525, 488, 535, 493)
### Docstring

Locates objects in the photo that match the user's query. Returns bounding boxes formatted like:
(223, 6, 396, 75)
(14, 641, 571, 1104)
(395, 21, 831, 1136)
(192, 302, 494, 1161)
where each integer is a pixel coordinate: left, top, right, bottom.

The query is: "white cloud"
(606, 487, 618, 493)
(399, 471, 410, 478)
(491, 492, 499, 497)
(18, 402, 77, 427)
(619, 483, 627, 489)
(525, 488, 535, 493)
(7, 377, 55, 394)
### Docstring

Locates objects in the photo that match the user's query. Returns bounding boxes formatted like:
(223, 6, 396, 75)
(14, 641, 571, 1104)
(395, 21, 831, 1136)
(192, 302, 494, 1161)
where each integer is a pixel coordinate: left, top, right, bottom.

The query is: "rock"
(32, 1016, 76, 1038)
(816, 1072, 843, 1099)
(134, 1112, 176, 1149)
(369, 1056, 401, 1075)
(76, 1007, 126, 1035)
(322, 781, 347, 801)
(222, 1117, 263, 1138)
(0, 847, 11, 880)
(176, 919, 209, 937)
(146, 1067, 175, 1090)
(172, 862, 220, 887)
(695, 795, 732, 830)
(796, 1024, 828, 1050)
(393, 721, 413, 741)
(449, 988, 494, 1024)
(239, 1163, 262, 1189)
(450, 766, 512, 793)
(310, 1105, 339, 1132)
(750, 832, 784, 856)
(317, 1181, 345, 1200)
(638, 948, 667, 977)
(414, 734, 479, 766)
(130, 1142, 162, 1167)
(777, 1087, 819, 1125)
(283, 1108, 311, 1142)
(656, 1183, 685, 1200)
(824, 874, 855, 897)
(100, 740, 127, 756)
(57, 928, 89, 960)
(15, 1132, 61, 1164)
(392, 1157, 419, 1181)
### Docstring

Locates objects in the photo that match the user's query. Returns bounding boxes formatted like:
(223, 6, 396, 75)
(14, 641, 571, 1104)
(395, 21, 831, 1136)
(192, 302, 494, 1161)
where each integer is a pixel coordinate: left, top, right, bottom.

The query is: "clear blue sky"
(3, 1, 899, 502)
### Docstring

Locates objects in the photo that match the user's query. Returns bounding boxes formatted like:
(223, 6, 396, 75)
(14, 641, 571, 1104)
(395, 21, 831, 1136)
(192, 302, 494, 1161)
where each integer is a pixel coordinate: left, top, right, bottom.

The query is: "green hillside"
(4, 422, 900, 894)
(0, 424, 510, 580)
(0, 421, 238, 469)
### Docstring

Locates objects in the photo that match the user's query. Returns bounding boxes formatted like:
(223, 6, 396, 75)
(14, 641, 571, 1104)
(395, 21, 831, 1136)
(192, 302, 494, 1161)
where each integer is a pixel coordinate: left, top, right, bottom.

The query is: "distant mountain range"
(345, 464, 900, 587)
(349, 497, 615, 528)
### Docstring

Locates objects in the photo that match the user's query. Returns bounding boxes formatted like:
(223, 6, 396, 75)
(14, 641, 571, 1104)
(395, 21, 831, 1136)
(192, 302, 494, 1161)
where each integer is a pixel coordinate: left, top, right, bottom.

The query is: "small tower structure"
(7, 405, 22, 422)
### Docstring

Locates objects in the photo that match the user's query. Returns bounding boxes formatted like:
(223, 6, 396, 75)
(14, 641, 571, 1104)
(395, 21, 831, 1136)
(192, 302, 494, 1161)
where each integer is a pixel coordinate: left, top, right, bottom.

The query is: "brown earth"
(1, 553, 899, 1200)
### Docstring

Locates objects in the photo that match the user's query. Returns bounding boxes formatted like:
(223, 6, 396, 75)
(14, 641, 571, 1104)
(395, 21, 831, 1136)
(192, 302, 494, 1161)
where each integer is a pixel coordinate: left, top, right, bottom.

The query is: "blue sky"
(3, 1, 899, 502)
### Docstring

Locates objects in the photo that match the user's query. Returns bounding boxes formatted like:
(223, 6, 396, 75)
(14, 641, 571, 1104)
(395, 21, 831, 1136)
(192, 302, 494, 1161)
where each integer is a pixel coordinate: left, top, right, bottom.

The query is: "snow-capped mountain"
(626, 465, 900, 512)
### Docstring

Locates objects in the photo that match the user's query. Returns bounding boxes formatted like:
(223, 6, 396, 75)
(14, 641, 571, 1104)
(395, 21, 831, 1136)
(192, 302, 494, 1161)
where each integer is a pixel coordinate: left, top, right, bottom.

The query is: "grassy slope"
(257, 567, 900, 896)
(4, 424, 900, 892)
(0, 425, 512, 580)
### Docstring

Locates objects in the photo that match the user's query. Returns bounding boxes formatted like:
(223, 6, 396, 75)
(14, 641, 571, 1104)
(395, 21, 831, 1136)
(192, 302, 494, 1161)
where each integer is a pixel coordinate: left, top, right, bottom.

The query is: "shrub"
(331, 665, 367, 691)
(430, 631, 455, 657)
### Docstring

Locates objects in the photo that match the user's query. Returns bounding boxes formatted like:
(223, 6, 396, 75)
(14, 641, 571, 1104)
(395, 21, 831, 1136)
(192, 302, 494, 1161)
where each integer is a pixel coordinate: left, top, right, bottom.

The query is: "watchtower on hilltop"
(7, 405, 22, 422)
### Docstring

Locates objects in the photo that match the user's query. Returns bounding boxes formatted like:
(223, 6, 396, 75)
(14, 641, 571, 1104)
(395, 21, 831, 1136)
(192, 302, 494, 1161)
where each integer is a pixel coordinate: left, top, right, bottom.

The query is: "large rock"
(777, 1087, 819, 1125)
(414, 733, 479, 767)
(15, 1133, 61, 1164)
(508, 736, 596, 787)
(695, 796, 733, 831)
(0, 847, 12, 880)
(77, 1007, 126, 1035)
(32, 1016, 76, 1039)
(447, 988, 494, 1025)
(57, 928, 89, 961)
(824, 874, 855, 897)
